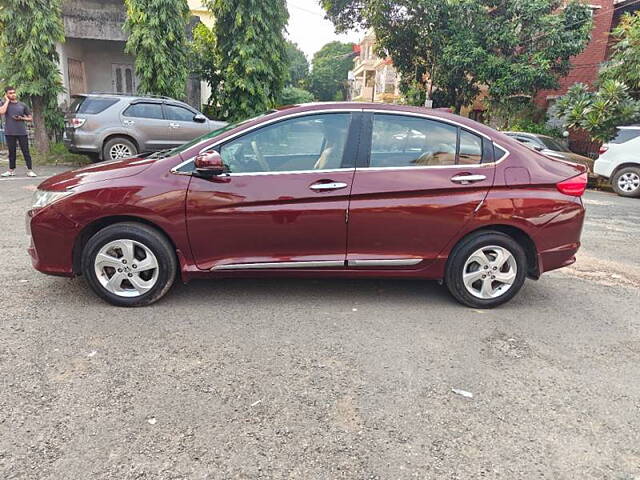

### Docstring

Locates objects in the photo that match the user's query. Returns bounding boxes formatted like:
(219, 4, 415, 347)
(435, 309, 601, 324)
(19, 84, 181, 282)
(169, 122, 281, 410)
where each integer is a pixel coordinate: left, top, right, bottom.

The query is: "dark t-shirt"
(1, 101, 31, 136)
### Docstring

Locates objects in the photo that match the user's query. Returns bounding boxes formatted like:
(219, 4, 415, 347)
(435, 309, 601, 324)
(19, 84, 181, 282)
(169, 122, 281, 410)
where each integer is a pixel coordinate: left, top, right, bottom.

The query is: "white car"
(594, 126, 640, 197)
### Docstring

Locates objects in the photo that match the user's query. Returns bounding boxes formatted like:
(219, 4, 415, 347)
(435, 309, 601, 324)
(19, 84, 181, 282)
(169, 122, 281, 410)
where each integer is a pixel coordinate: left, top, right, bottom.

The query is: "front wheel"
(611, 167, 640, 197)
(445, 232, 527, 309)
(81, 223, 177, 307)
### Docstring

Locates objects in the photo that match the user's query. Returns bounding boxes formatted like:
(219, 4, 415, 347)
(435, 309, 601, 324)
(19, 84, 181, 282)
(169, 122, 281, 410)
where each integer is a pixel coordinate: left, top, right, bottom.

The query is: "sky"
(286, 0, 362, 60)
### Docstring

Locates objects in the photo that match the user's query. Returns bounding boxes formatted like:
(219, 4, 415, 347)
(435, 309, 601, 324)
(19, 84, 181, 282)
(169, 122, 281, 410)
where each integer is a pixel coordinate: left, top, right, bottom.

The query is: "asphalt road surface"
(1, 166, 639, 479)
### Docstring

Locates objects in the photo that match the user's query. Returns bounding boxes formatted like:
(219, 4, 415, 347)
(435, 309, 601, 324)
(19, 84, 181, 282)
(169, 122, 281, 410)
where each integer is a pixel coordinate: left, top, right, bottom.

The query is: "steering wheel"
(250, 141, 271, 172)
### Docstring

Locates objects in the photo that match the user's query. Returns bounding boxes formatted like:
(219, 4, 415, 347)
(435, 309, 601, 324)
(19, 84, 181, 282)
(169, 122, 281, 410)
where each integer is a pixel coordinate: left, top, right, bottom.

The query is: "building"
(349, 30, 402, 103)
(57, 0, 209, 110)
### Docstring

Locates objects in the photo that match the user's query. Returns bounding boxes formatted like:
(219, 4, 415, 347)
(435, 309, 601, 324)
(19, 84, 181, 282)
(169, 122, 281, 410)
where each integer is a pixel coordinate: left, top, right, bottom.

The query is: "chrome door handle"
(451, 174, 486, 184)
(123, 120, 135, 126)
(310, 182, 348, 191)
(169, 123, 180, 128)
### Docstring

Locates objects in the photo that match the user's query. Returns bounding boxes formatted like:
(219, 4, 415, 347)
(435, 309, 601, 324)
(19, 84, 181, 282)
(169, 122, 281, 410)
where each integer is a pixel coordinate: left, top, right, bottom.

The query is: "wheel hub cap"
(94, 239, 159, 298)
(618, 172, 640, 192)
(462, 245, 517, 299)
(110, 144, 132, 160)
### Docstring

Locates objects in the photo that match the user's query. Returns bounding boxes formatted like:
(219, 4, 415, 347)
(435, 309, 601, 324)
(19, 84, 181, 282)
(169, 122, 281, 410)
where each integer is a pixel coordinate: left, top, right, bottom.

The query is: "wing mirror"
(193, 114, 207, 123)
(194, 151, 226, 176)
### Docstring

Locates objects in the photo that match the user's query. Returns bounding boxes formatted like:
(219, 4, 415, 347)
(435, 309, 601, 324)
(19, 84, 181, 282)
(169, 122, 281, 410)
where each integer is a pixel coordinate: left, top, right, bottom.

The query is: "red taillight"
(556, 172, 588, 196)
(599, 145, 608, 155)
(70, 118, 86, 128)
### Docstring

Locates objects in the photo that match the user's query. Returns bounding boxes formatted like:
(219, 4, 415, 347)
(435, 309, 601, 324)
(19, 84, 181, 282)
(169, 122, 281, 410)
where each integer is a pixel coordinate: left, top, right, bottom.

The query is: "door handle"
(310, 182, 348, 191)
(169, 123, 180, 129)
(451, 174, 487, 184)
(123, 120, 135, 126)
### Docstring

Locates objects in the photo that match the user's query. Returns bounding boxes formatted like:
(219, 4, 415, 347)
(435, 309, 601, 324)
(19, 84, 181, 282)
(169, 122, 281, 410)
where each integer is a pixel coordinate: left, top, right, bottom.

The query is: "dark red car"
(27, 103, 587, 308)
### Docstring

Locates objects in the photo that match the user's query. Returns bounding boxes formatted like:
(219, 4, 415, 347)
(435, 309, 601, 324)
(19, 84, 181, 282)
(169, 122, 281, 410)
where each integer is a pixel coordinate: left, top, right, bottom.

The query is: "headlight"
(32, 189, 73, 209)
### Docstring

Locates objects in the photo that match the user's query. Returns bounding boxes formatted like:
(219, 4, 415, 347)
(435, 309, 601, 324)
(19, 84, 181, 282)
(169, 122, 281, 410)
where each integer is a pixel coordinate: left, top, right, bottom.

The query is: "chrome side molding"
(211, 258, 424, 271)
(347, 259, 423, 267)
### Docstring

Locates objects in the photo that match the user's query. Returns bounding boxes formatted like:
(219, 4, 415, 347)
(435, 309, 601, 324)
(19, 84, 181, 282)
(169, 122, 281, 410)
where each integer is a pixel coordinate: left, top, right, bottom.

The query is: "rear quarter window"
(75, 97, 119, 115)
(610, 129, 640, 144)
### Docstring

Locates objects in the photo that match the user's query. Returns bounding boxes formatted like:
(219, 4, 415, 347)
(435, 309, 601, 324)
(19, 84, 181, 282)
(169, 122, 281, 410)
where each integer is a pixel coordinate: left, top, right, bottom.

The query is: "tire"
(445, 231, 528, 309)
(85, 153, 101, 163)
(102, 137, 138, 161)
(81, 222, 177, 307)
(611, 167, 640, 198)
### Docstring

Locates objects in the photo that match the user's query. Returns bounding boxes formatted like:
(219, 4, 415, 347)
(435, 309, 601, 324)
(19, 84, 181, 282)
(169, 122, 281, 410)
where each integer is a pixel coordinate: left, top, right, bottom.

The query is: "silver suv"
(63, 94, 226, 161)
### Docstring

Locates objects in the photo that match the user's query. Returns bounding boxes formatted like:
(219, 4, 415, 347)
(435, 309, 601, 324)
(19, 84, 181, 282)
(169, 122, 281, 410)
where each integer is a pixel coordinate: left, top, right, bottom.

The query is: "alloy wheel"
(109, 143, 132, 160)
(462, 245, 518, 299)
(94, 239, 159, 298)
(617, 172, 640, 193)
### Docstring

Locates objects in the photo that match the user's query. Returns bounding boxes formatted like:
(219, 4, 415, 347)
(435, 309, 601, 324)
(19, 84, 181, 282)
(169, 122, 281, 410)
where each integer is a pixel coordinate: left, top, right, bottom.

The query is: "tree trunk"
(30, 96, 50, 153)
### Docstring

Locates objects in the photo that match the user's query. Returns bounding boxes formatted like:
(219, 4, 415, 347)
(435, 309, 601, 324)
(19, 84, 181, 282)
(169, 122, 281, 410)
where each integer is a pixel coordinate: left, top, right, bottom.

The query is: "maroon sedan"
(27, 103, 587, 308)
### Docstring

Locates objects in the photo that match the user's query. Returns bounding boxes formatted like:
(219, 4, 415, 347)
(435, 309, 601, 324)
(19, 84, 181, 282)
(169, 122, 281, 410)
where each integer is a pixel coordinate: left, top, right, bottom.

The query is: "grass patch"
(32, 143, 92, 167)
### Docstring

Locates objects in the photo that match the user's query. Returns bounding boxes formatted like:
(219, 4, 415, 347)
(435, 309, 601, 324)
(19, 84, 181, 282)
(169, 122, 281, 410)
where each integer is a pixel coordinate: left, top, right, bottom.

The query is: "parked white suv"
(594, 126, 640, 197)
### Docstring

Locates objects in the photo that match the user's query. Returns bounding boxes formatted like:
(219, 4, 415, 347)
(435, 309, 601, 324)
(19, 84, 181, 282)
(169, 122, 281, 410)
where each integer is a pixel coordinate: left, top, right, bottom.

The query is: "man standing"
(0, 86, 37, 177)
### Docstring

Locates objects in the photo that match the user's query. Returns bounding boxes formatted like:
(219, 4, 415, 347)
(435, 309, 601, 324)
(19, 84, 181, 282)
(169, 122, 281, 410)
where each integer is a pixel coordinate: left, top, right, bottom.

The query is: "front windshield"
(166, 112, 273, 157)
(539, 136, 571, 152)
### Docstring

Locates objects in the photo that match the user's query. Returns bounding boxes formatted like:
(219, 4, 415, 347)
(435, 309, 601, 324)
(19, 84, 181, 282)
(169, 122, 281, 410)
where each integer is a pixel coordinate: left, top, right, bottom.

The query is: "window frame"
(122, 101, 165, 120)
(361, 112, 489, 169)
(163, 103, 198, 123)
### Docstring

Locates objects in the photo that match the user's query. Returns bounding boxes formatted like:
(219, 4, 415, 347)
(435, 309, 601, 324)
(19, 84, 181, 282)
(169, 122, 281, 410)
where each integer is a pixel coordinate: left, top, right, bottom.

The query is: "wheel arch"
(72, 215, 178, 275)
(101, 134, 140, 158)
(449, 224, 540, 279)
(611, 162, 640, 177)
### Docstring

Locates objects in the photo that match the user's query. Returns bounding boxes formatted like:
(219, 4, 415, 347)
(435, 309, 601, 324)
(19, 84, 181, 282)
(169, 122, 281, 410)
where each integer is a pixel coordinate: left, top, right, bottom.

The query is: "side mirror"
(194, 151, 226, 176)
(532, 145, 544, 152)
(193, 114, 207, 123)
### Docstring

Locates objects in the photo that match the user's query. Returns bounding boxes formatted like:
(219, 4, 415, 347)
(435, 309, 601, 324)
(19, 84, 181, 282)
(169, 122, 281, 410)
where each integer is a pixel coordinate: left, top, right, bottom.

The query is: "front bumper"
(27, 206, 80, 277)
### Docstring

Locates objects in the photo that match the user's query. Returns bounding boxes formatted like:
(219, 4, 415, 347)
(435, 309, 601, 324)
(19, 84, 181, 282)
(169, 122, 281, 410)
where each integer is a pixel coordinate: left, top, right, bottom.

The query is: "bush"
(278, 86, 315, 106)
(507, 119, 565, 138)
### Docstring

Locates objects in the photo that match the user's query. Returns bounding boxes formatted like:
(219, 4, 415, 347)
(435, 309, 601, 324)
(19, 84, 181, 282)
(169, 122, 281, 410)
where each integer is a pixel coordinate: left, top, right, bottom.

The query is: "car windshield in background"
(539, 136, 571, 152)
(610, 128, 640, 144)
(69, 96, 119, 115)
(166, 112, 270, 157)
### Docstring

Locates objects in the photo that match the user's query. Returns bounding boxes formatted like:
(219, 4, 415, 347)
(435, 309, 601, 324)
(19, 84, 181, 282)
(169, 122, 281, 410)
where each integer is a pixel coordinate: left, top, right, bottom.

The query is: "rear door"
(185, 111, 361, 271)
(346, 112, 497, 268)
(164, 103, 211, 143)
(121, 102, 173, 151)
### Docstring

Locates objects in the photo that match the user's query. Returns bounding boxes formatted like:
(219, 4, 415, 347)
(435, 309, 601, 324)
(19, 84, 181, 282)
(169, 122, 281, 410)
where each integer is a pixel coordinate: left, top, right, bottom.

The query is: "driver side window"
(219, 113, 352, 173)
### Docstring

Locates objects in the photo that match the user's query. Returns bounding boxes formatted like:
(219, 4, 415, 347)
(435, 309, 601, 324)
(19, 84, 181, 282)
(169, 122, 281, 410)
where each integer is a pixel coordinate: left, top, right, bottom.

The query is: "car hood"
(38, 157, 156, 192)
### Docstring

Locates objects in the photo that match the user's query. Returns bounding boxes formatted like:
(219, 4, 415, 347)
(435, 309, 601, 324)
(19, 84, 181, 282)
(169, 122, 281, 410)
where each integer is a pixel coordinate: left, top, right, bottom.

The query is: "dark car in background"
(63, 94, 226, 162)
(504, 131, 595, 177)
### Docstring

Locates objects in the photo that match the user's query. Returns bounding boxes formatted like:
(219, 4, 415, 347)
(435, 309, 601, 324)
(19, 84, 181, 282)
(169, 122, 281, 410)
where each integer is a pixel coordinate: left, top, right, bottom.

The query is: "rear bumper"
(27, 207, 79, 277)
(593, 158, 615, 179)
(63, 129, 100, 155)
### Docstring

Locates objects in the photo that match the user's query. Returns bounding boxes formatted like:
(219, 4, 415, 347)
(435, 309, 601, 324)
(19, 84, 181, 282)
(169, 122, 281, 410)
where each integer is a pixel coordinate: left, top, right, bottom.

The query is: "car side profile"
(29, 103, 587, 308)
(594, 126, 640, 197)
(63, 93, 226, 161)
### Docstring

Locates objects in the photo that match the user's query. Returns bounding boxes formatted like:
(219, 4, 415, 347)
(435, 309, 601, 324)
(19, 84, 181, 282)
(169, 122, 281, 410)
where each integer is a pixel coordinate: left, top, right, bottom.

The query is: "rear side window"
(610, 128, 640, 144)
(124, 103, 164, 120)
(369, 114, 484, 167)
(76, 97, 119, 115)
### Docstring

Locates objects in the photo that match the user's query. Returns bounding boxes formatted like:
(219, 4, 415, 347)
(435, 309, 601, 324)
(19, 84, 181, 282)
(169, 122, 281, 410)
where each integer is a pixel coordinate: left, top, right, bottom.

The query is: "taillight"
(556, 172, 588, 196)
(69, 118, 86, 128)
(599, 144, 609, 155)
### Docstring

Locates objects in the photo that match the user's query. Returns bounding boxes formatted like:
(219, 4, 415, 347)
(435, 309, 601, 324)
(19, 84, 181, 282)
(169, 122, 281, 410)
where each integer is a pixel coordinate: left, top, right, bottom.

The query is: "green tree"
(556, 12, 640, 141)
(204, 0, 289, 122)
(279, 86, 315, 105)
(124, 0, 191, 99)
(322, 0, 592, 114)
(286, 41, 310, 87)
(309, 42, 355, 101)
(0, 0, 65, 151)
(190, 23, 221, 106)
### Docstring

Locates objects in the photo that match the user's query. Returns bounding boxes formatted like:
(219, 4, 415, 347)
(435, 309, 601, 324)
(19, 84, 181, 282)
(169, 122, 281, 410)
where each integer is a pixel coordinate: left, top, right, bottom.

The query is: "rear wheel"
(103, 137, 138, 161)
(81, 223, 177, 307)
(445, 232, 527, 308)
(611, 167, 640, 197)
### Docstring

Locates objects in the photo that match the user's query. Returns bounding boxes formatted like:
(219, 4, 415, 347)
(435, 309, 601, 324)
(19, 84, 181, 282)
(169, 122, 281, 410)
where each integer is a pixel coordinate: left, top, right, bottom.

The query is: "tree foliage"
(556, 13, 640, 142)
(124, 0, 191, 99)
(0, 0, 65, 151)
(204, 0, 289, 122)
(286, 41, 310, 87)
(322, 0, 592, 113)
(190, 23, 221, 106)
(279, 86, 315, 105)
(309, 41, 355, 101)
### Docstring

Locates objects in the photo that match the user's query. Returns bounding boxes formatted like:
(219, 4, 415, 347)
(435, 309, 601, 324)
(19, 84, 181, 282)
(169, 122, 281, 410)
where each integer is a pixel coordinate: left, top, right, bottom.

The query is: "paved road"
(1, 167, 639, 479)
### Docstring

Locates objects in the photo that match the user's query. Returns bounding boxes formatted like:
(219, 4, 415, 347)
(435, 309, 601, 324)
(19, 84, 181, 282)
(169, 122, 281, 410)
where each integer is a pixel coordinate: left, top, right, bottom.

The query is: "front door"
(346, 112, 496, 267)
(164, 103, 211, 143)
(186, 112, 360, 271)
